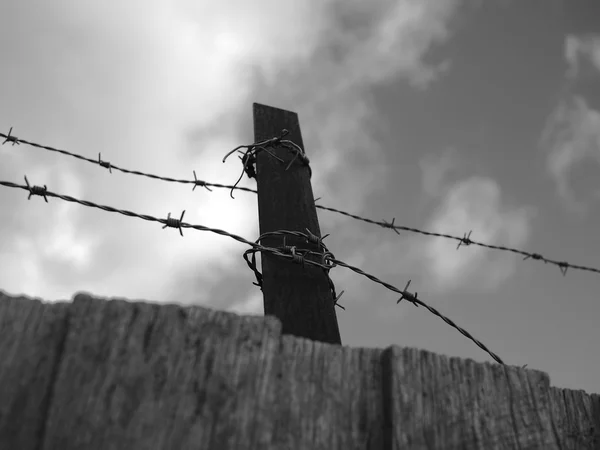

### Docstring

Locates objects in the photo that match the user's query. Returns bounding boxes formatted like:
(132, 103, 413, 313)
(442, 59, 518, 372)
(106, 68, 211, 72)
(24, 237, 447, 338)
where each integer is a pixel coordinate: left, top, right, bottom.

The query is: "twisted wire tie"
(221, 131, 288, 199)
(221, 129, 289, 164)
(281, 140, 311, 172)
(23, 176, 48, 203)
(283, 245, 305, 267)
(321, 251, 337, 270)
(162, 210, 185, 236)
(265, 128, 289, 147)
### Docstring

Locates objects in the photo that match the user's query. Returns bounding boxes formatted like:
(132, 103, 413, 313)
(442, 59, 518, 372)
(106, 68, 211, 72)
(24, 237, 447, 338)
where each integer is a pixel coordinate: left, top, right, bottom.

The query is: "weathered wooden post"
(253, 103, 342, 345)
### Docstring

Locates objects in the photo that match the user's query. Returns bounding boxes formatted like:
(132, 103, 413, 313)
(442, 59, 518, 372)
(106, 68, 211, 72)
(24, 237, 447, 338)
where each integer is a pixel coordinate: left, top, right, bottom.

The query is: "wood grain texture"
(41, 293, 282, 450)
(0, 291, 70, 450)
(548, 387, 600, 449)
(382, 345, 561, 449)
(271, 336, 384, 450)
(253, 103, 341, 345)
(0, 291, 598, 449)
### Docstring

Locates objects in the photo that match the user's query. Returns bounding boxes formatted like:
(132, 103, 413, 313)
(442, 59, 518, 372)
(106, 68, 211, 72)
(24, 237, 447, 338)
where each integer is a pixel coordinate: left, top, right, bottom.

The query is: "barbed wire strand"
(0, 129, 257, 195)
(0, 177, 504, 365)
(313, 204, 597, 276)
(3, 128, 598, 278)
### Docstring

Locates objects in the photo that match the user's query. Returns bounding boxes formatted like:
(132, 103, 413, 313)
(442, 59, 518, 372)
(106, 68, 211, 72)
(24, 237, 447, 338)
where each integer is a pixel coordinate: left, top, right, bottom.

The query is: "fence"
(0, 290, 598, 450)
(2, 105, 600, 449)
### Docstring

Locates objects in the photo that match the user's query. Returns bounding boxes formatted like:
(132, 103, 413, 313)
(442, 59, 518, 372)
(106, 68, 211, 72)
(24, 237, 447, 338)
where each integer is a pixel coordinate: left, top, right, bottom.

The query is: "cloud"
(419, 148, 460, 197)
(540, 96, 600, 212)
(539, 34, 600, 213)
(419, 177, 534, 293)
(0, 0, 464, 305)
(565, 34, 600, 78)
(228, 291, 263, 316)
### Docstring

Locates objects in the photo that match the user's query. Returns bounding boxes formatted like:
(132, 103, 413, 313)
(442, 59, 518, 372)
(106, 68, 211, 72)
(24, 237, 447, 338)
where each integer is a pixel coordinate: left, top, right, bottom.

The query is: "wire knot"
(320, 250, 336, 270)
(162, 210, 185, 236)
(2, 127, 20, 146)
(457, 230, 473, 250)
(98, 153, 112, 173)
(24, 175, 48, 202)
(192, 170, 213, 192)
(268, 129, 289, 147)
(281, 139, 312, 177)
(282, 245, 305, 267)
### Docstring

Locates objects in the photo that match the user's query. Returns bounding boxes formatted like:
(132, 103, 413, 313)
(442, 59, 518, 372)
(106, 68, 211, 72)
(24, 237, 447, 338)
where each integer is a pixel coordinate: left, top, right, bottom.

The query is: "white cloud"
(419, 148, 460, 197)
(540, 96, 600, 212)
(0, 0, 463, 304)
(227, 291, 263, 316)
(0, 165, 98, 299)
(420, 177, 534, 293)
(565, 34, 600, 78)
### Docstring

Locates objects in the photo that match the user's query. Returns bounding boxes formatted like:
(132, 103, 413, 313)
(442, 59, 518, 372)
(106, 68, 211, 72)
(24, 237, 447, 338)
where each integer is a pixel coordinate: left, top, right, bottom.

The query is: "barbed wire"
(3, 127, 599, 278)
(0, 176, 504, 364)
(221, 128, 311, 198)
(313, 205, 600, 277)
(0, 128, 257, 195)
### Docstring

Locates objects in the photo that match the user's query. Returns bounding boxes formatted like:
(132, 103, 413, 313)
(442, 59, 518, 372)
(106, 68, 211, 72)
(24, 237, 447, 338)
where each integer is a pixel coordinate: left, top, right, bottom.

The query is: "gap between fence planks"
(0, 291, 598, 450)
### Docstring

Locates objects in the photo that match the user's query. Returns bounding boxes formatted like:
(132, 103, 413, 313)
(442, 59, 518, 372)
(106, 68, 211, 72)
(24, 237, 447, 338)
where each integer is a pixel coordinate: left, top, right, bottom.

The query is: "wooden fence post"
(252, 103, 342, 345)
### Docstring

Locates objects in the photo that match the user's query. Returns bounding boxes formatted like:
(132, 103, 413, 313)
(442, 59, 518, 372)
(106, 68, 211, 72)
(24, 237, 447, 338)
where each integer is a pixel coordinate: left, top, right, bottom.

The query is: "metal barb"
(3, 129, 598, 279)
(23, 175, 48, 202)
(334, 290, 346, 310)
(524, 253, 544, 261)
(98, 153, 112, 173)
(304, 227, 329, 249)
(1, 178, 506, 364)
(382, 217, 401, 235)
(457, 230, 473, 250)
(192, 170, 213, 192)
(162, 210, 186, 236)
(397, 279, 418, 306)
(2, 127, 19, 146)
(558, 262, 568, 276)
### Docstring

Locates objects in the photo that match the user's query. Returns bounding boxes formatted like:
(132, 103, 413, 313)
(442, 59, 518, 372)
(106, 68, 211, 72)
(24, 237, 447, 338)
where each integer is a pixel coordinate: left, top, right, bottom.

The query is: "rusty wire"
(2, 127, 598, 278)
(221, 128, 311, 198)
(0, 177, 504, 364)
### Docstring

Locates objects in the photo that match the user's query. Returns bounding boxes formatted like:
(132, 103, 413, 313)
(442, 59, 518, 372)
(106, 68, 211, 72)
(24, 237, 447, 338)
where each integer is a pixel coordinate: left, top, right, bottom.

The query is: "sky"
(1, 0, 599, 394)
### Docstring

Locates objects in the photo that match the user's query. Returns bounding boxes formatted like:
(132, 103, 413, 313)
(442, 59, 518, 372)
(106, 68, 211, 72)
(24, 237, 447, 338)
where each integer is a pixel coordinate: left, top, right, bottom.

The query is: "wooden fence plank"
(1, 292, 599, 449)
(0, 291, 70, 450)
(271, 336, 384, 450)
(382, 345, 561, 449)
(41, 293, 282, 450)
(548, 387, 600, 449)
